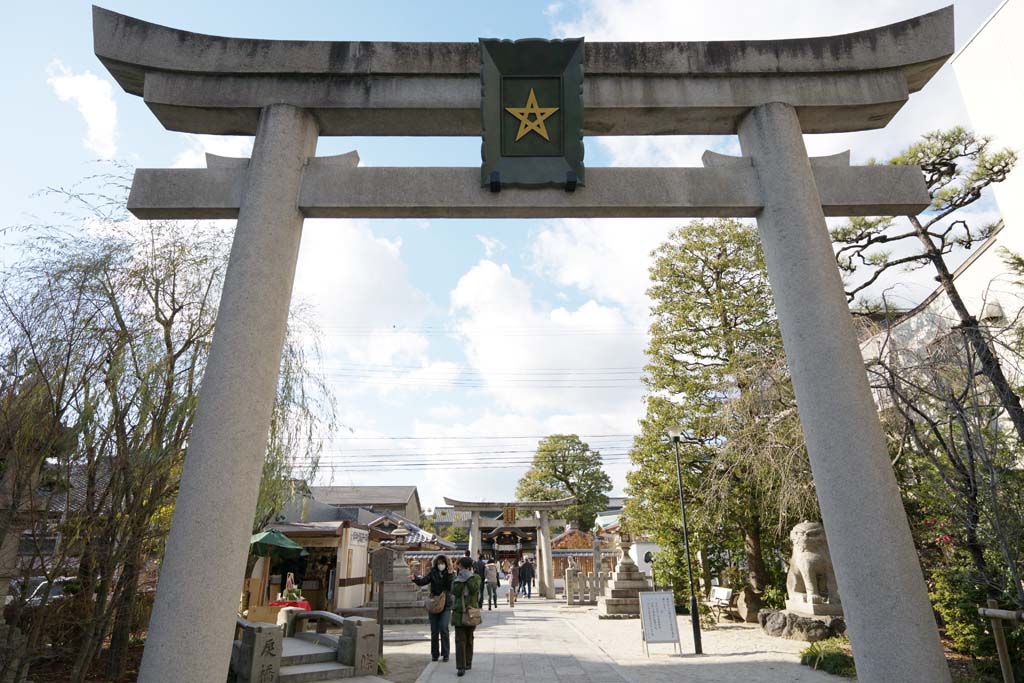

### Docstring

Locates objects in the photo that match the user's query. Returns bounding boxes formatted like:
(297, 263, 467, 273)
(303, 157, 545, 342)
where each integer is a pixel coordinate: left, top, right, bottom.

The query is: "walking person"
(473, 552, 487, 608)
(411, 554, 453, 662)
(484, 556, 500, 610)
(518, 558, 535, 598)
(507, 559, 519, 607)
(452, 556, 482, 677)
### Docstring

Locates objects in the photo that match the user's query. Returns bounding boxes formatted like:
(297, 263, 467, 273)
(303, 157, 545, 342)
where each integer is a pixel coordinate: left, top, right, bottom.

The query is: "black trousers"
(454, 625, 475, 670)
(428, 608, 450, 659)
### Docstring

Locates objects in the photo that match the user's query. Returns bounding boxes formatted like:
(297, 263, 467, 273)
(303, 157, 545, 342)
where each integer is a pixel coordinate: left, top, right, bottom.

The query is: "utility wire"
(311, 433, 636, 440)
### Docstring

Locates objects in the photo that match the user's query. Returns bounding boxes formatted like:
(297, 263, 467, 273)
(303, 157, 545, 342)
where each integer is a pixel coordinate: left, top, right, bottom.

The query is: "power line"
(302, 447, 636, 457)
(320, 362, 644, 373)
(307, 453, 634, 464)
(309, 460, 637, 472)
(315, 433, 636, 440)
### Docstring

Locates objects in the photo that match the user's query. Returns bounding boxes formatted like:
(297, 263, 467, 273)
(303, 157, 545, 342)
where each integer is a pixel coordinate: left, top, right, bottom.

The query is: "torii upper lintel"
(92, 5, 953, 136)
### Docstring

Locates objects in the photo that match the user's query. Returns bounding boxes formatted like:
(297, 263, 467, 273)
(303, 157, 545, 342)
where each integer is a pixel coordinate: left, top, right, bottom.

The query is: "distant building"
(308, 485, 422, 522)
(264, 486, 449, 611)
(861, 0, 1024, 385)
(430, 505, 471, 534)
(952, 0, 1024, 243)
(600, 496, 629, 515)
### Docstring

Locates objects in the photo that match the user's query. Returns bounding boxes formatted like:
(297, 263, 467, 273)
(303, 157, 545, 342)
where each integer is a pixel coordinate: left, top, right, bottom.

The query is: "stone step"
(279, 661, 354, 682)
(282, 638, 337, 666)
(600, 601, 641, 617)
(600, 597, 640, 606)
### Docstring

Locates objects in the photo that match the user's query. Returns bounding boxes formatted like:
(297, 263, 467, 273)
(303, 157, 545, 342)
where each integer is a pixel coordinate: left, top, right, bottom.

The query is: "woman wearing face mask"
(411, 554, 453, 662)
(452, 555, 482, 676)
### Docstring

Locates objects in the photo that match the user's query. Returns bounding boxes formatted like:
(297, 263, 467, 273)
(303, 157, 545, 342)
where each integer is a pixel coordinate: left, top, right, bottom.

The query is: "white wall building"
(953, 0, 1024, 243)
(862, 0, 1024, 366)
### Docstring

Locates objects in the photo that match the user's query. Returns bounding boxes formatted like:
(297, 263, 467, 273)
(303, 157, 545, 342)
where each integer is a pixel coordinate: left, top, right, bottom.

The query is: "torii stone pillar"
(536, 510, 555, 599)
(737, 102, 950, 682)
(138, 104, 318, 682)
(469, 510, 481, 557)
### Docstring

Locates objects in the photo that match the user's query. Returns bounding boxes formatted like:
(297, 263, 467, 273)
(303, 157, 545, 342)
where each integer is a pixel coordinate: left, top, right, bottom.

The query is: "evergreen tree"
(626, 218, 816, 601)
(515, 434, 612, 530)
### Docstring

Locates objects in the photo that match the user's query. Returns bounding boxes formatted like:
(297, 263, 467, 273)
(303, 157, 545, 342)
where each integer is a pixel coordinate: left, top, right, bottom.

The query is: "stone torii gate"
(92, 6, 955, 682)
(443, 496, 575, 600)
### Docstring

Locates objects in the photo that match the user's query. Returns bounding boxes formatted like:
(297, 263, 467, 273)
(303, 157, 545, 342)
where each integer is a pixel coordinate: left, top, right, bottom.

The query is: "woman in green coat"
(452, 556, 482, 676)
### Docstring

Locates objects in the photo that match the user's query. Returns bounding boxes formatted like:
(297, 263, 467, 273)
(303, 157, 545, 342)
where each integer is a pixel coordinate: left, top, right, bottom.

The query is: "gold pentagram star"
(505, 88, 559, 142)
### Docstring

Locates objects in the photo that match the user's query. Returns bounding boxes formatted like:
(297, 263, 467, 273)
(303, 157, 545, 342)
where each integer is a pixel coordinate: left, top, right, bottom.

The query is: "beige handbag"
(462, 579, 482, 626)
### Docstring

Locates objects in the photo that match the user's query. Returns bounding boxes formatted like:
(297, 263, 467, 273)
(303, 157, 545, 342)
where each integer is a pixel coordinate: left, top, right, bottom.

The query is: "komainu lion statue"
(786, 521, 841, 607)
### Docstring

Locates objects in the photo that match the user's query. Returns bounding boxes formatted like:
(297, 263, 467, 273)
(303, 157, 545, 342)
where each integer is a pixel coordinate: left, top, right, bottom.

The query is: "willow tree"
(626, 218, 816, 601)
(0, 173, 335, 682)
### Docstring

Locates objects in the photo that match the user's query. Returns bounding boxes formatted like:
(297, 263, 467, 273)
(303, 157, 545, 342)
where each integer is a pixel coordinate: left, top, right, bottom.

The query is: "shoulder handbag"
(462, 578, 482, 626)
(426, 571, 447, 614)
(427, 592, 446, 614)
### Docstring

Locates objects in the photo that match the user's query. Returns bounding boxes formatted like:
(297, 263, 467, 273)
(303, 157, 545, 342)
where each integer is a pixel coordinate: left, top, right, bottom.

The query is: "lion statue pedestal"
(758, 521, 846, 642)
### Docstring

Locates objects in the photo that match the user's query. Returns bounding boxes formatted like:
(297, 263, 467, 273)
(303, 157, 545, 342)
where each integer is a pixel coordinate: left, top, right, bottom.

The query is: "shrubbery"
(799, 637, 856, 677)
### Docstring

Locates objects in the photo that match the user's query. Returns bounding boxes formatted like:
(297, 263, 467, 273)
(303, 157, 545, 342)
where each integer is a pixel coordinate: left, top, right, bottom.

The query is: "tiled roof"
(309, 485, 417, 507)
(371, 510, 456, 549)
(433, 506, 471, 524)
(42, 462, 112, 515)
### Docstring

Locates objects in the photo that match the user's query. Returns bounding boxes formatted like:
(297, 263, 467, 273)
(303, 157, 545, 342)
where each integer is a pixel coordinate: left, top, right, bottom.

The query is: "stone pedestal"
(785, 598, 844, 617)
(230, 620, 282, 683)
(597, 537, 650, 619)
(759, 608, 847, 643)
(370, 545, 426, 624)
(341, 616, 380, 675)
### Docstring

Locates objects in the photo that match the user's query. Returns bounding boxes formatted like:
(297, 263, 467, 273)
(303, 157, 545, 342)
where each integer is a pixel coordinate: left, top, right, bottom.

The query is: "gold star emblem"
(505, 88, 559, 142)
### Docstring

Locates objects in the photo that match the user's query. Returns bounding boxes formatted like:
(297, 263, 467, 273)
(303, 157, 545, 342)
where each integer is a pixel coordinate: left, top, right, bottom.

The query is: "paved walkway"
(411, 594, 843, 683)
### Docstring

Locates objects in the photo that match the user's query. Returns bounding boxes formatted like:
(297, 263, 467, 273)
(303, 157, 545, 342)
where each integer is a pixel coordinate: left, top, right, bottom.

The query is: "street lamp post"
(669, 431, 703, 655)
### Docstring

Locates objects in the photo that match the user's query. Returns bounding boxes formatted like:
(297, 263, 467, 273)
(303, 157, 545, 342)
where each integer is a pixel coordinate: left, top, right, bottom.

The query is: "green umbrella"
(250, 529, 309, 559)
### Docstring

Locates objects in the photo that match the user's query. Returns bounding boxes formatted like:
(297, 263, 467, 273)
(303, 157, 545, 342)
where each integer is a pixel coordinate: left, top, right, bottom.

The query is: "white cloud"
(428, 403, 465, 419)
(172, 134, 254, 168)
(450, 259, 646, 413)
(555, 1, 990, 43)
(46, 60, 118, 159)
(475, 234, 506, 258)
(408, 412, 638, 509)
(292, 219, 445, 398)
(529, 218, 677, 320)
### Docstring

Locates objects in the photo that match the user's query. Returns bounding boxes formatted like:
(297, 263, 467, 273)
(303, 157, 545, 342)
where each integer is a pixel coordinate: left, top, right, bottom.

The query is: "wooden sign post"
(370, 548, 395, 658)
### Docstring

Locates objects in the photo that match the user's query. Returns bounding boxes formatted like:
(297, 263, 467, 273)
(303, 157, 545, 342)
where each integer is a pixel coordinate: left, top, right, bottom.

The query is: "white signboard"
(639, 591, 680, 645)
(349, 528, 369, 548)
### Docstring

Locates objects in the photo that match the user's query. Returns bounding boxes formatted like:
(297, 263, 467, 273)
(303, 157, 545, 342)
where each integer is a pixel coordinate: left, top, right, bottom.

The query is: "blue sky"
(0, 0, 1007, 509)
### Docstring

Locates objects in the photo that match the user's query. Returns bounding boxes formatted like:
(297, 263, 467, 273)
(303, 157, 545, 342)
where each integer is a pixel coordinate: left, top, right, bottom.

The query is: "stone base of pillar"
(597, 543, 650, 619)
(364, 548, 426, 624)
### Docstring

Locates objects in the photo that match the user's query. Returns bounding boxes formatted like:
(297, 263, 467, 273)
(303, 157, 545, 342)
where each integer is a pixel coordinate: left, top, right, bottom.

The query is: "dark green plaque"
(480, 38, 584, 190)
